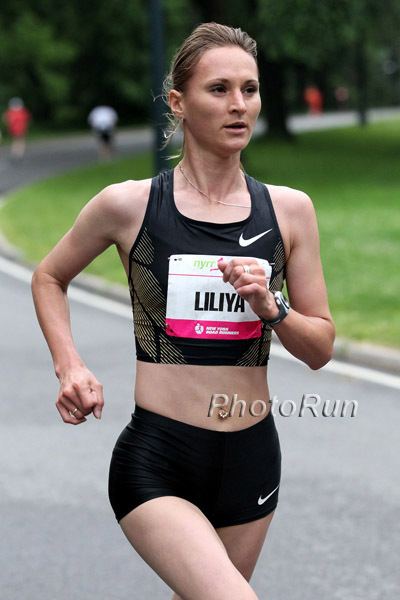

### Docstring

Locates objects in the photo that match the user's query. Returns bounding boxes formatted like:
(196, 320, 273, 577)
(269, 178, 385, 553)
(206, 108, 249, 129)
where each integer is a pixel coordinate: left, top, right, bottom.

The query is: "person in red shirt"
(3, 97, 31, 158)
(304, 85, 323, 115)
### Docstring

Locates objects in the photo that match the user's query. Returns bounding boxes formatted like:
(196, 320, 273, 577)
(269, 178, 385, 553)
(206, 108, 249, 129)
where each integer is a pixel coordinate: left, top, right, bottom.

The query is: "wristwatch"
(261, 291, 290, 327)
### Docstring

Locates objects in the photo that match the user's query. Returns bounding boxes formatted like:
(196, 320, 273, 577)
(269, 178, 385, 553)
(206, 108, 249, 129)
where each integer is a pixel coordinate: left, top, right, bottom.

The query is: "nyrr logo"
(194, 323, 204, 334)
(193, 258, 219, 271)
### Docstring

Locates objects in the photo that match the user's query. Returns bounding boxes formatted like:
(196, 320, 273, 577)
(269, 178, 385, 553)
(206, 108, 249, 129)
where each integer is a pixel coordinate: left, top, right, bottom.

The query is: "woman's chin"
(217, 138, 251, 157)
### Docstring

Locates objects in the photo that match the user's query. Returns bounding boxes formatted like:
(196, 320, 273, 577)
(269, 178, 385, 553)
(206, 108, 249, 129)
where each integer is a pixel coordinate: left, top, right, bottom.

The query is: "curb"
(0, 231, 131, 304)
(331, 338, 400, 376)
(1, 232, 399, 376)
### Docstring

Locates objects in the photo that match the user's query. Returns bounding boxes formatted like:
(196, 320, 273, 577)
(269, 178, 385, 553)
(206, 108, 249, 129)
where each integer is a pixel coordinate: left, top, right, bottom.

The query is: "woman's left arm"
(267, 190, 335, 369)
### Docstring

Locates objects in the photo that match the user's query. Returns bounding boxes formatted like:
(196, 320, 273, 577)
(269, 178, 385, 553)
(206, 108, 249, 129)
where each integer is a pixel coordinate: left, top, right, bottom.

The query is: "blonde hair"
(162, 22, 258, 151)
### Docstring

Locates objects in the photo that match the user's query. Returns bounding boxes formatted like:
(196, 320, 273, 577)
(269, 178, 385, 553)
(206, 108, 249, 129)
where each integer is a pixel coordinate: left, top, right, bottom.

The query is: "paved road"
(1, 261, 399, 600)
(1, 108, 400, 599)
(0, 127, 152, 196)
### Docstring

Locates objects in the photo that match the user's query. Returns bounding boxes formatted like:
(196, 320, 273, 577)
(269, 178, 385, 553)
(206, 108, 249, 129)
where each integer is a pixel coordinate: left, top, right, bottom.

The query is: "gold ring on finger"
(69, 408, 79, 418)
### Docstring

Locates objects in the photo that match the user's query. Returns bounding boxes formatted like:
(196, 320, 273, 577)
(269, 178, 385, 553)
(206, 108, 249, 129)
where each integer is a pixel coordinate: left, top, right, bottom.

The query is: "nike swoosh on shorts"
(239, 229, 272, 247)
(257, 483, 280, 505)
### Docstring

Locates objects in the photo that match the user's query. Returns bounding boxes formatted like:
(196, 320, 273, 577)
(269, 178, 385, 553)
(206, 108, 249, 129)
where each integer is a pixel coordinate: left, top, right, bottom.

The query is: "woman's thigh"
(119, 495, 259, 600)
(216, 511, 275, 581)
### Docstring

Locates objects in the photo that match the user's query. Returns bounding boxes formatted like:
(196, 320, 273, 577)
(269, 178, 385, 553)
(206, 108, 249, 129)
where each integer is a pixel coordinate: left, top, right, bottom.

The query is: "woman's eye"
(210, 85, 226, 93)
(244, 86, 258, 94)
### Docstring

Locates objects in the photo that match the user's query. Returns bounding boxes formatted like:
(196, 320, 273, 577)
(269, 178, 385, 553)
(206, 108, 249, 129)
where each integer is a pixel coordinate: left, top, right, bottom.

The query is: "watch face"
(275, 291, 289, 311)
(281, 295, 290, 311)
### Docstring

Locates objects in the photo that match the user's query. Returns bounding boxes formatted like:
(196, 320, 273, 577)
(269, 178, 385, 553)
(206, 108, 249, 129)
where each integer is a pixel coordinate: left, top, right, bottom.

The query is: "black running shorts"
(108, 404, 281, 528)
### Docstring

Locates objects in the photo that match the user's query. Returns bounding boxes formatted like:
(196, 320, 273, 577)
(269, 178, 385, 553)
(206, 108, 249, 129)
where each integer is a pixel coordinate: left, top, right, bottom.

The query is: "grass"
(245, 121, 400, 346)
(0, 153, 153, 282)
(0, 120, 399, 347)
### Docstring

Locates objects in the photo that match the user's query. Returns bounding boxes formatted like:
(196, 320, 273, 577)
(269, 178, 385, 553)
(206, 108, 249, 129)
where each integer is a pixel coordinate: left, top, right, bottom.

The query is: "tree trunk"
(192, 0, 226, 22)
(355, 33, 368, 126)
(258, 50, 292, 139)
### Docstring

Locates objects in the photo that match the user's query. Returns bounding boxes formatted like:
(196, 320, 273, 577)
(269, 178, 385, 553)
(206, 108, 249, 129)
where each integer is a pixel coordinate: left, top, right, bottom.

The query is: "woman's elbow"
(31, 263, 66, 295)
(31, 263, 46, 292)
(31, 267, 41, 295)
(307, 350, 333, 371)
(308, 324, 336, 370)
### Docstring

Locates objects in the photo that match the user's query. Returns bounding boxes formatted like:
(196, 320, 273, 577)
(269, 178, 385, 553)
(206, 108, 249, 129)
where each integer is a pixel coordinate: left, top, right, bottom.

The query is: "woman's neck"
(178, 151, 246, 204)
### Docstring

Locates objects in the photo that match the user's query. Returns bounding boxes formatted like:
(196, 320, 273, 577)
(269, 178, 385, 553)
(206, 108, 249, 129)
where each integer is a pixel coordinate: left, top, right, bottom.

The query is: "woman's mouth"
(224, 122, 247, 132)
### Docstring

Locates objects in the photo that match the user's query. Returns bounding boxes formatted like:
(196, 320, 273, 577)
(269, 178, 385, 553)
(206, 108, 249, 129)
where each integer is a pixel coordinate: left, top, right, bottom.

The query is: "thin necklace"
(178, 163, 250, 208)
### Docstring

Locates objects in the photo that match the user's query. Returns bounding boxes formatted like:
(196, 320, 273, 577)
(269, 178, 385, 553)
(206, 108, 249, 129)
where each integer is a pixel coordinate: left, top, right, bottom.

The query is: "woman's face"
(171, 45, 261, 157)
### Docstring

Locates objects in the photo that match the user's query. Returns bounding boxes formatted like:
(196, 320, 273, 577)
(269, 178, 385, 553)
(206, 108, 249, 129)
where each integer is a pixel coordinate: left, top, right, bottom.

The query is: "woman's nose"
(230, 90, 246, 113)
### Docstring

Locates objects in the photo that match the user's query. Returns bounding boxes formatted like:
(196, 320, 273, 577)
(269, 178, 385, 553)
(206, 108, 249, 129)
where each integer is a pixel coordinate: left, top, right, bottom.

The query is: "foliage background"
(1, 0, 399, 132)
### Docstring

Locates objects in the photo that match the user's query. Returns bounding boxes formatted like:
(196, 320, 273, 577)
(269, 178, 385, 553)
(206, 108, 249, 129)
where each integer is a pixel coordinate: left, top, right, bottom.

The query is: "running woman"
(32, 23, 335, 600)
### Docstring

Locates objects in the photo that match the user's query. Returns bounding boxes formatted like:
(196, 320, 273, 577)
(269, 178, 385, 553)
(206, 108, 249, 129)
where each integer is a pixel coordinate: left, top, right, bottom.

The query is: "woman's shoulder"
(88, 178, 153, 223)
(263, 184, 317, 255)
(265, 182, 317, 227)
(265, 183, 313, 214)
(99, 177, 153, 207)
(75, 178, 153, 248)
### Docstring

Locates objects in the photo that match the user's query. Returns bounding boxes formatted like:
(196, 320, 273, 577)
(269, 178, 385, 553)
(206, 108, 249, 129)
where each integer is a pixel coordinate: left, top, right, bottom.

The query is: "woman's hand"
(56, 366, 104, 425)
(217, 258, 278, 321)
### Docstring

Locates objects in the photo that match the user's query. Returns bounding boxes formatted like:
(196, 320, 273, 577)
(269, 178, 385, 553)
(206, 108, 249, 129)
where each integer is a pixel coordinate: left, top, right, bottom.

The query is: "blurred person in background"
(88, 104, 118, 160)
(32, 23, 335, 599)
(334, 85, 350, 110)
(304, 85, 323, 115)
(3, 97, 31, 159)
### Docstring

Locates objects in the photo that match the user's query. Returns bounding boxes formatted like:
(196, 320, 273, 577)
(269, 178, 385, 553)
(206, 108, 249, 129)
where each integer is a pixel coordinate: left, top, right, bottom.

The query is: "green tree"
(0, 9, 76, 123)
(1, 0, 398, 132)
(191, 0, 400, 136)
(0, 0, 193, 128)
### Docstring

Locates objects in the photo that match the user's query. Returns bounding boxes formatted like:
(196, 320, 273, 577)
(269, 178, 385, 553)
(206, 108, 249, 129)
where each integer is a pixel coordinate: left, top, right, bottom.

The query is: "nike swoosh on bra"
(239, 228, 272, 247)
(257, 483, 280, 506)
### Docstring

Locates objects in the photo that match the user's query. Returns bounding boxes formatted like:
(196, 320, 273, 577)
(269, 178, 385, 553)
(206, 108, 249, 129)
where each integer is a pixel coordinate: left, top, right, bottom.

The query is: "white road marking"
(0, 255, 132, 318)
(1, 255, 399, 390)
(269, 344, 400, 391)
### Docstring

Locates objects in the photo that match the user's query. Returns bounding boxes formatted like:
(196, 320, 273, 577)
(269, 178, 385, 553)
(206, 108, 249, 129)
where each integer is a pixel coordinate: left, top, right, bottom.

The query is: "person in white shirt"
(87, 105, 118, 159)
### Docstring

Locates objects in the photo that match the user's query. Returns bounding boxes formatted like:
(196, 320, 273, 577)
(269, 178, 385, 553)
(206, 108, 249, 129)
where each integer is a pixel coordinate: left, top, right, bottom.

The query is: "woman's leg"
(170, 512, 275, 600)
(210, 410, 281, 582)
(216, 511, 275, 580)
(120, 495, 259, 600)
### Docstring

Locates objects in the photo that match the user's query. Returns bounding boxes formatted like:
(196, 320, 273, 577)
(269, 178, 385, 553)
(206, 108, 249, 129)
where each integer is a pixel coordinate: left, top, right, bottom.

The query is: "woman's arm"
(31, 181, 136, 424)
(218, 189, 335, 370)
(268, 190, 335, 369)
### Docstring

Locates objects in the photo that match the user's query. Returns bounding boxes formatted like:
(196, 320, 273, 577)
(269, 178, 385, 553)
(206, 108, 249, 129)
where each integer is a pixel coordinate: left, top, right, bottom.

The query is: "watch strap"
(261, 292, 290, 327)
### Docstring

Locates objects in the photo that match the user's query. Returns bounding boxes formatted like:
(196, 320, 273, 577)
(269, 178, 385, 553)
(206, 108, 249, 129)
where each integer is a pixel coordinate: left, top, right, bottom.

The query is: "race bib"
(165, 254, 272, 340)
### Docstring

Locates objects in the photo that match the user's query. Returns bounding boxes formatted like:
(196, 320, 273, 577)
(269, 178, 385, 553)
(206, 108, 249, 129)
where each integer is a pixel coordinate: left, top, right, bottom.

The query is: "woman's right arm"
(31, 181, 135, 425)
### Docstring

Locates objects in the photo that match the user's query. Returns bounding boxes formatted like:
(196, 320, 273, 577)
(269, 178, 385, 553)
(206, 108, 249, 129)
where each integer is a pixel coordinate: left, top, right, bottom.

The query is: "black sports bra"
(127, 169, 286, 366)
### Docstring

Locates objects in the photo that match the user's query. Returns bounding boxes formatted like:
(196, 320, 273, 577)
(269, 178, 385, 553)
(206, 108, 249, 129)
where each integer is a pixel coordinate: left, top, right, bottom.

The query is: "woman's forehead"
(193, 46, 258, 81)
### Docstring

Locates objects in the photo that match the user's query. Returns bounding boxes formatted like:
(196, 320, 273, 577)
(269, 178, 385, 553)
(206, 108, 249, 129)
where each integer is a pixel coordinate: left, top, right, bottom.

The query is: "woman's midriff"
(134, 360, 271, 431)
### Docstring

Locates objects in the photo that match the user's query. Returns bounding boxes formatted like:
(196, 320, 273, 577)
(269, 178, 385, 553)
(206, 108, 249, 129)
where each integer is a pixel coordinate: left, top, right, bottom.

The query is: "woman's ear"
(169, 89, 184, 121)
